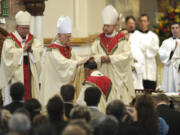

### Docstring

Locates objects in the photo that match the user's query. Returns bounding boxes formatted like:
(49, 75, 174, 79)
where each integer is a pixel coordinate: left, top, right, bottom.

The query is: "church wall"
(43, 0, 74, 38)
(106, 0, 140, 28)
(0, 0, 160, 39)
(43, 0, 106, 38)
(87, 0, 105, 35)
(43, 0, 105, 38)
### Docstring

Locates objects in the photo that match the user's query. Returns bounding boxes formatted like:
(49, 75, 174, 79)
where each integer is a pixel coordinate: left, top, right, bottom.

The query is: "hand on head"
(101, 56, 110, 63)
(77, 56, 92, 67)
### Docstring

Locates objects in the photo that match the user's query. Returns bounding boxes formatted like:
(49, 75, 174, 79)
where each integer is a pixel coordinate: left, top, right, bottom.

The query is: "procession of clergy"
(0, 5, 180, 112)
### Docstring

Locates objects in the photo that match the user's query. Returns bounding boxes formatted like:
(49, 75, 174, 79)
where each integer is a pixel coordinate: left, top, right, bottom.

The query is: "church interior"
(0, 0, 179, 108)
(0, 0, 180, 105)
(0, 0, 180, 135)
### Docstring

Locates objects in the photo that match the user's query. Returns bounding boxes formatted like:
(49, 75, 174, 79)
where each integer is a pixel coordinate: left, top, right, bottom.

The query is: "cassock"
(39, 41, 79, 106)
(133, 30, 159, 89)
(172, 38, 180, 92)
(91, 31, 135, 105)
(159, 37, 180, 92)
(77, 70, 112, 112)
(129, 31, 145, 89)
(0, 31, 43, 104)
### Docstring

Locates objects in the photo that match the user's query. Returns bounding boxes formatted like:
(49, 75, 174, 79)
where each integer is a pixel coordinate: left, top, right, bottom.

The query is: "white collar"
(64, 101, 73, 105)
(90, 70, 103, 76)
(88, 106, 99, 110)
(157, 103, 169, 106)
(14, 100, 24, 103)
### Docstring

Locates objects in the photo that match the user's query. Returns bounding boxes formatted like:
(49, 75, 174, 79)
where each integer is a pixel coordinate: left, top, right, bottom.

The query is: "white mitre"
(57, 16, 72, 34)
(15, 11, 31, 25)
(101, 5, 118, 25)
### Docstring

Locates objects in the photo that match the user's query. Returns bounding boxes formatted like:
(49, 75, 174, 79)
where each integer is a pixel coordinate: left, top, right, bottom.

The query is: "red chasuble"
(99, 32, 125, 55)
(84, 75, 112, 100)
(48, 43, 71, 59)
(8, 33, 33, 101)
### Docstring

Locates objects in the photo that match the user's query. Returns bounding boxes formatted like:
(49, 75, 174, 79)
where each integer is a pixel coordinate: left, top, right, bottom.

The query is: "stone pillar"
(35, 16, 43, 43)
(73, 0, 88, 37)
(30, 16, 35, 35)
(23, 0, 46, 43)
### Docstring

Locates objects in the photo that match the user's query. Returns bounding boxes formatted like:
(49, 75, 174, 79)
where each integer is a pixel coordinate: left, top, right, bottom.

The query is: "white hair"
(8, 113, 31, 132)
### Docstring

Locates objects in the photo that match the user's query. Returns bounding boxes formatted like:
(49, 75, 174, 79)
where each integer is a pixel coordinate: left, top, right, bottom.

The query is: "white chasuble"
(133, 30, 159, 81)
(129, 32, 145, 89)
(91, 32, 135, 105)
(39, 42, 82, 106)
(0, 31, 43, 104)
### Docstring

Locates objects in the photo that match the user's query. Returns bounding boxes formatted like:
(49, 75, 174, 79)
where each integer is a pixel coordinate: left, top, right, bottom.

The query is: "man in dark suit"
(60, 84, 75, 118)
(155, 94, 180, 135)
(84, 87, 105, 121)
(3, 82, 25, 113)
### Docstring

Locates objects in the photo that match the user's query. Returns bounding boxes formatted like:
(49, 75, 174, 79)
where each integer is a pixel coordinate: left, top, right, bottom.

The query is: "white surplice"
(133, 30, 159, 82)
(129, 31, 145, 89)
(159, 38, 180, 92)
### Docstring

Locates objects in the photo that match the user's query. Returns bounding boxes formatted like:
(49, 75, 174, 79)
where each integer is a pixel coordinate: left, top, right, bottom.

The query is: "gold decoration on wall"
(44, 34, 99, 46)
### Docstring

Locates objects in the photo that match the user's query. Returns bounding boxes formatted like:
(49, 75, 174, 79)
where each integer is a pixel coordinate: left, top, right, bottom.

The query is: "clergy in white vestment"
(39, 16, 88, 106)
(134, 14, 159, 90)
(159, 22, 180, 92)
(77, 60, 113, 112)
(121, 29, 144, 90)
(0, 11, 43, 105)
(91, 5, 135, 105)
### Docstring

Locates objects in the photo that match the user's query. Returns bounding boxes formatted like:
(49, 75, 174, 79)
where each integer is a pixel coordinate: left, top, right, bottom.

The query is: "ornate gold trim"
(44, 34, 99, 46)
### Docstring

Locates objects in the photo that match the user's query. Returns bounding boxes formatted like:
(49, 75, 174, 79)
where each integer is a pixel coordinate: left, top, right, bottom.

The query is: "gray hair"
(8, 113, 31, 132)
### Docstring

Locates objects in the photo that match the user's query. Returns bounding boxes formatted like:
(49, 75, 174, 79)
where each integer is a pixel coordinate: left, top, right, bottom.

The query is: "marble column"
(30, 16, 35, 35)
(23, 0, 45, 43)
(35, 16, 43, 43)
(73, 0, 88, 37)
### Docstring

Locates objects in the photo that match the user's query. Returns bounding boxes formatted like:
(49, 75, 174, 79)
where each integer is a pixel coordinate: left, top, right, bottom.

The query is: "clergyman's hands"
(104, 56, 110, 62)
(24, 40, 33, 52)
(77, 57, 90, 67)
(101, 56, 110, 63)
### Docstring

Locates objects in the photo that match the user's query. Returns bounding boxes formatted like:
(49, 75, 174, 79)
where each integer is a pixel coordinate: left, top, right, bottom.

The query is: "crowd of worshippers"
(0, 82, 180, 135)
